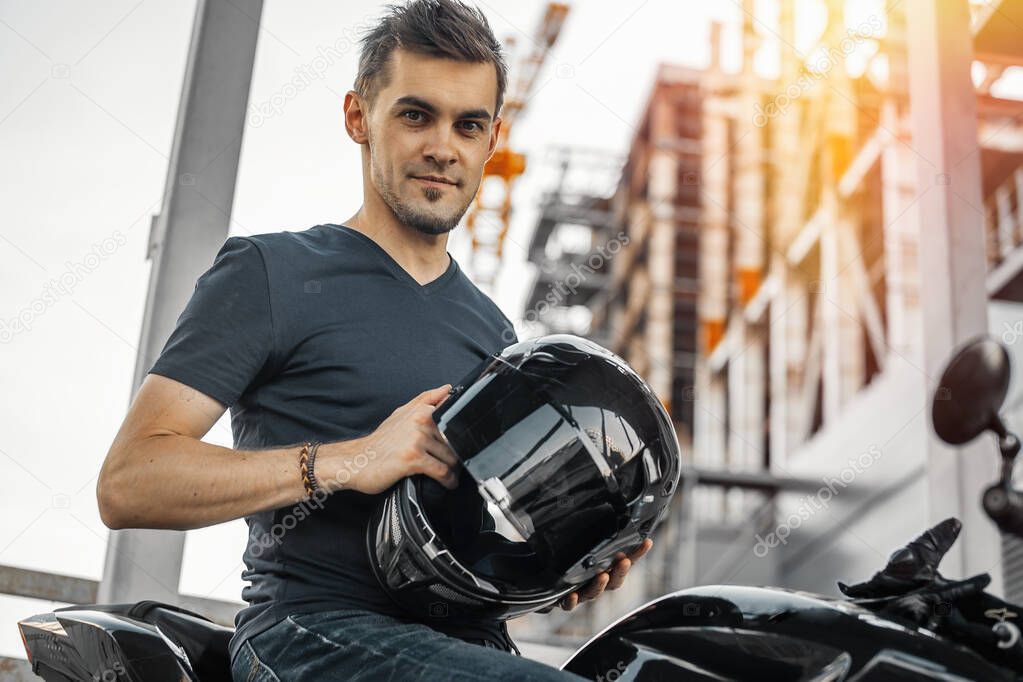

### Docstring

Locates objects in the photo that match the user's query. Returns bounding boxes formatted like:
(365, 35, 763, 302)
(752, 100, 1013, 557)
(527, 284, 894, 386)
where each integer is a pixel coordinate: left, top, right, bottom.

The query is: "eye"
(402, 110, 425, 123)
(460, 121, 484, 133)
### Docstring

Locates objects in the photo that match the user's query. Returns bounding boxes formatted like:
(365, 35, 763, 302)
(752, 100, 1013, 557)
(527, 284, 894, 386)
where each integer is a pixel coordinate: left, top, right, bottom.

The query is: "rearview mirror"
(931, 335, 1011, 445)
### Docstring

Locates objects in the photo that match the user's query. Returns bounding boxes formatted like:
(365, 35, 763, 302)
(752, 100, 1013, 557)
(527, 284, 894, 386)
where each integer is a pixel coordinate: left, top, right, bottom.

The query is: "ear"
(344, 90, 369, 144)
(486, 115, 503, 161)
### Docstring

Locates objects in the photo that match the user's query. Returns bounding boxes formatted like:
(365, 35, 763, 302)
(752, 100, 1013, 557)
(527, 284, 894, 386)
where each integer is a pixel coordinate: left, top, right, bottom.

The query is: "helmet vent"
(389, 503, 403, 546)
(429, 583, 484, 606)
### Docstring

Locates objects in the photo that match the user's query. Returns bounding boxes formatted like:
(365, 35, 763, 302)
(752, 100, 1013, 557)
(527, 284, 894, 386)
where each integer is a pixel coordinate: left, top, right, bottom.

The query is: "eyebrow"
(393, 95, 492, 121)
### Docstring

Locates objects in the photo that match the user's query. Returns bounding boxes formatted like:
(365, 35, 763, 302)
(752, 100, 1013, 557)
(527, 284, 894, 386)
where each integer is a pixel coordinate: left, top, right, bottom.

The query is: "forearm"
(97, 436, 364, 531)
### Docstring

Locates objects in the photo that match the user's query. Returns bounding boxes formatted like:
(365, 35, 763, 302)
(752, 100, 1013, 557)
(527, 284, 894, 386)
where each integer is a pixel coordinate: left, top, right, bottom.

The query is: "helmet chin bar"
(404, 484, 498, 594)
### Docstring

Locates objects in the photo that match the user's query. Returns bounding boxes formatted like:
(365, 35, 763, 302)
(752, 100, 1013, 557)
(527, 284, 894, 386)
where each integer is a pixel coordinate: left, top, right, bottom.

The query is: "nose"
(422, 127, 458, 168)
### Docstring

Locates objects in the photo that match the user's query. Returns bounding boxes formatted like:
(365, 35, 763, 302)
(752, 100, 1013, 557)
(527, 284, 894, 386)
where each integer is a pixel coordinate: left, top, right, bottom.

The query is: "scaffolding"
(689, 0, 1023, 595)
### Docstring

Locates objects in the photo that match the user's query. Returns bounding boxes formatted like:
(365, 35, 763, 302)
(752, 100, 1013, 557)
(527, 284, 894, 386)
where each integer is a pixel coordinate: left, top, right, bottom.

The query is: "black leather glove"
(837, 517, 961, 598)
(838, 517, 1023, 673)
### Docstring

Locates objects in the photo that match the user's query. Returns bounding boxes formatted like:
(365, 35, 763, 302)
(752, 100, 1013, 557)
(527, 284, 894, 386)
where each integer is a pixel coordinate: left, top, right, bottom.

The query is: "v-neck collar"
(328, 223, 458, 295)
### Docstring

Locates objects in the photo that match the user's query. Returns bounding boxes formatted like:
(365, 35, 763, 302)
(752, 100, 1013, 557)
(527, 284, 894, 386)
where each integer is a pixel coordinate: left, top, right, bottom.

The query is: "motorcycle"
(18, 336, 1023, 680)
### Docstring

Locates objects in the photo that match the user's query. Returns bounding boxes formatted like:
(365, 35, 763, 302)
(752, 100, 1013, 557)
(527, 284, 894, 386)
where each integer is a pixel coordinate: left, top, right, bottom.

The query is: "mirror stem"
(991, 415, 1021, 486)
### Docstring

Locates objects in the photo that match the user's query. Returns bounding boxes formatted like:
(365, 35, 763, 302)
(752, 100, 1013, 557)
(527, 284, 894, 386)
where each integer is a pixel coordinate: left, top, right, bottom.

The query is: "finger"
(606, 557, 631, 591)
(626, 538, 653, 562)
(934, 575, 988, 602)
(612, 538, 651, 562)
(577, 572, 610, 602)
(424, 420, 460, 458)
(560, 593, 578, 611)
(416, 384, 453, 406)
(422, 432, 460, 469)
(415, 452, 459, 490)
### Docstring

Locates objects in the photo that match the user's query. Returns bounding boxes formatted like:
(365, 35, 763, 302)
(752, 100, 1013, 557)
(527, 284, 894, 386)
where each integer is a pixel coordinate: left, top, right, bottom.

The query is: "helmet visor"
(432, 356, 637, 593)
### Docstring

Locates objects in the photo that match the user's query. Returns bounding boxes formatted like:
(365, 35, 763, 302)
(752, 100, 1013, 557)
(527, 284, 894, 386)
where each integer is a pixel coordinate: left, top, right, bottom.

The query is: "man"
(97, 1, 650, 679)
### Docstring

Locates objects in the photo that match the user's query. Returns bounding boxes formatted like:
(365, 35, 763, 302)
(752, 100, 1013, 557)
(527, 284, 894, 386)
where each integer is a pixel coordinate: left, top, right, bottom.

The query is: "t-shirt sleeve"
(147, 236, 274, 408)
(500, 313, 519, 345)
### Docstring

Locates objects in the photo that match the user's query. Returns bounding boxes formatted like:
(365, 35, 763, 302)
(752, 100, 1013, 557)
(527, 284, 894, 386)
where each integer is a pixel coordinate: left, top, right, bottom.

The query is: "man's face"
(360, 49, 501, 235)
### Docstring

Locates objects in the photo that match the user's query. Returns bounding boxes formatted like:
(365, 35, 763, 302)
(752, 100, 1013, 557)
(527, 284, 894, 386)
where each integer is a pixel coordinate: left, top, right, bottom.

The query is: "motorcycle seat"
(56, 600, 234, 681)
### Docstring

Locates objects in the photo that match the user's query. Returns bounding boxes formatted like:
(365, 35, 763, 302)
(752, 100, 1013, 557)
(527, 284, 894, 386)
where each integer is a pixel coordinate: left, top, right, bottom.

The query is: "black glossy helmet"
(366, 334, 682, 621)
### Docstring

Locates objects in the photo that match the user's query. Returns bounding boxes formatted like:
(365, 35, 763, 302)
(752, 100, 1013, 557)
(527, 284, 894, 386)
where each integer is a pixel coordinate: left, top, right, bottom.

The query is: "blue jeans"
(230, 608, 589, 681)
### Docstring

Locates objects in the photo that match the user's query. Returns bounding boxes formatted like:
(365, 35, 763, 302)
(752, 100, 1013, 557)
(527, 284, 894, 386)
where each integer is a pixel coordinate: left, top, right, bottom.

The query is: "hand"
(321, 384, 461, 495)
(552, 539, 653, 612)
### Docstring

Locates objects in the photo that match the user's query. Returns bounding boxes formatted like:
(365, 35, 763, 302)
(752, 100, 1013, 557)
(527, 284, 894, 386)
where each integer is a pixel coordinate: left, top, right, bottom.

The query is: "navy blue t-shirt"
(146, 223, 518, 664)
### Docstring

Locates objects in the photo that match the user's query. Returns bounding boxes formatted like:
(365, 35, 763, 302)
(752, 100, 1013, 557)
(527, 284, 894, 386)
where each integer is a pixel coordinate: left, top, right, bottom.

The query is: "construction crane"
(463, 2, 570, 291)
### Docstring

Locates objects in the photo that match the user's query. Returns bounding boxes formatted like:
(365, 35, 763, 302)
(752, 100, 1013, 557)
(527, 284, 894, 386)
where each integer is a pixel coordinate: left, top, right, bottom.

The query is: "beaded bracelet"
(298, 441, 322, 498)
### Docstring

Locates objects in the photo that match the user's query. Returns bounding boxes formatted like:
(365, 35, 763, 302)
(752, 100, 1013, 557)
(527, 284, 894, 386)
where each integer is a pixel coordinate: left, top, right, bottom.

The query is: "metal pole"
(98, 0, 264, 604)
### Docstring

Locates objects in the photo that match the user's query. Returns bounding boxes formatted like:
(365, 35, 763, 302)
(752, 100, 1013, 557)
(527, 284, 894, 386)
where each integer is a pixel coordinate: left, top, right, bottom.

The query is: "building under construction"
(519, 0, 1023, 642)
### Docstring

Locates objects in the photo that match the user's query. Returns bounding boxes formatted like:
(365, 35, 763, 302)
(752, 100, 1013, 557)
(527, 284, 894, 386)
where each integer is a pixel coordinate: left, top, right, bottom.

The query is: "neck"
(342, 191, 451, 286)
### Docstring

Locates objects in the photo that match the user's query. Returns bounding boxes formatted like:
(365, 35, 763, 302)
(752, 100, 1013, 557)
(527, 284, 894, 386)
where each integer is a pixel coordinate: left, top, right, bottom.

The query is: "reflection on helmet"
(367, 334, 682, 621)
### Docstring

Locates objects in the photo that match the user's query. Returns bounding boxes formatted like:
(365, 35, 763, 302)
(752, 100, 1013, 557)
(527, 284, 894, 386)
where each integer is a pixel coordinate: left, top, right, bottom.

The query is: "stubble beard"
(373, 163, 473, 236)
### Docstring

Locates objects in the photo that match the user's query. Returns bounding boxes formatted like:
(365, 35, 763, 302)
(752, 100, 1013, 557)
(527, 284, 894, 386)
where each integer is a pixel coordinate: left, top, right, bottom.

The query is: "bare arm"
(96, 374, 461, 531)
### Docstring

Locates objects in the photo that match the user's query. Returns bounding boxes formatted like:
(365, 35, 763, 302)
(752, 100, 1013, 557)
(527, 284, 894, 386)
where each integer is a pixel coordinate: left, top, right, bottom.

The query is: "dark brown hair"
(354, 0, 508, 118)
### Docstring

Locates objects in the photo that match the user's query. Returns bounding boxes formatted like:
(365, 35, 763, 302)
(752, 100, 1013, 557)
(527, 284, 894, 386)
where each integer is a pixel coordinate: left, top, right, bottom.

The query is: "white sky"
(0, 0, 752, 659)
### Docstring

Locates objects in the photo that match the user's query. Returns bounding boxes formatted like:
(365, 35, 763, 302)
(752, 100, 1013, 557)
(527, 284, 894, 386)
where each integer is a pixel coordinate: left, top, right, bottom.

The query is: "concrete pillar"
(695, 58, 730, 525)
(733, 0, 765, 306)
(820, 4, 864, 421)
(726, 318, 766, 521)
(646, 91, 677, 403)
(770, 263, 808, 467)
(698, 41, 730, 360)
(906, 0, 1002, 588)
(726, 0, 767, 522)
(768, 0, 810, 467)
(880, 98, 923, 358)
(697, 368, 728, 524)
